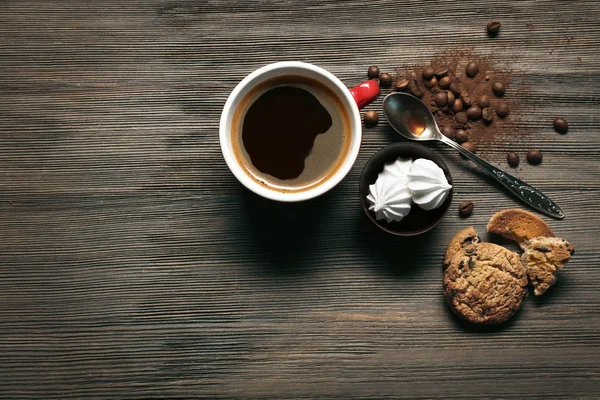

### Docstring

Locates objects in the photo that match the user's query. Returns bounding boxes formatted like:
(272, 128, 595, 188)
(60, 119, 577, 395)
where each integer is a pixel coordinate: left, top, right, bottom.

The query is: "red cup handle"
(349, 79, 380, 110)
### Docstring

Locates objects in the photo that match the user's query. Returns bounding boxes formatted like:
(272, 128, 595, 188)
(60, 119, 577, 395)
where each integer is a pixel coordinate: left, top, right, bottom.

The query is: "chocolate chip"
(435, 67, 449, 79)
(395, 78, 410, 92)
(460, 93, 472, 107)
(526, 150, 543, 165)
(423, 76, 438, 89)
(455, 129, 469, 143)
(482, 107, 494, 123)
(536, 246, 551, 253)
(409, 79, 424, 97)
(465, 248, 475, 255)
(441, 126, 454, 139)
(468, 258, 476, 269)
(367, 65, 380, 79)
(466, 105, 482, 120)
(363, 110, 379, 126)
(554, 117, 569, 134)
(422, 66, 435, 80)
(459, 260, 465, 269)
(434, 91, 448, 107)
(492, 81, 505, 97)
(461, 141, 476, 153)
(439, 76, 452, 89)
(487, 20, 501, 36)
(455, 112, 468, 125)
(466, 62, 479, 77)
(446, 91, 455, 106)
(451, 99, 464, 113)
(459, 201, 474, 217)
(478, 95, 491, 108)
(496, 102, 509, 118)
(379, 73, 393, 87)
(507, 152, 519, 167)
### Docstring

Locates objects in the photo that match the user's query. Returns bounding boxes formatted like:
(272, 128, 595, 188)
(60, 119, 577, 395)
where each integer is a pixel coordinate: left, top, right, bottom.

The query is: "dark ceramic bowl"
(359, 142, 453, 236)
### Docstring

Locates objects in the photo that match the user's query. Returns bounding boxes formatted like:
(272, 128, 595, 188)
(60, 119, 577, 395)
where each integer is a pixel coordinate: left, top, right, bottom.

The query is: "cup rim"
(359, 142, 453, 236)
(219, 61, 361, 202)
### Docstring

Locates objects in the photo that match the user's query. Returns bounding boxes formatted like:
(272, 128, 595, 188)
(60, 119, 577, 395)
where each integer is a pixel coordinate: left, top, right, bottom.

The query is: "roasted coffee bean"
(409, 79, 424, 97)
(478, 95, 491, 108)
(455, 129, 469, 143)
(496, 102, 509, 118)
(487, 20, 501, 36)
(379, 73, 393, 87)
(446, 91, 455, 106)
(459, 201, 474, 217)
(466, 105, 482, 120)
(466, 62, 479, 77)
(460, 93, 472, 107)
(363, 110, 379, 126)
(423, 76, 438, 89)
(461, 141, 476, 153)
(553, 117, 569, 134)
(434, 91, 448, 107)
(422, 66, 435, 80)
(367, 65, 380, 79)
(395, 78, 410, 92)
(451, 99, 464, 113)
(449, 82, 461, 96)
(441, 126, 454, 139)
(507, 152, 519, 167)
(455, 112, 468, 125)
(526, 150, 543, 165)
(435, 67, 449, 79)
(482, 107, 494, 123)
(439, 76, 452, 89)
(492, 81, 505, 97)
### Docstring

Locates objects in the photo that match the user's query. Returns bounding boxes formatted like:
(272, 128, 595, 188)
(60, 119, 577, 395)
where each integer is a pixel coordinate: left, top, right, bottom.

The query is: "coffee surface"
(242, 86, 332, 180)
(232, 75, 350, 193)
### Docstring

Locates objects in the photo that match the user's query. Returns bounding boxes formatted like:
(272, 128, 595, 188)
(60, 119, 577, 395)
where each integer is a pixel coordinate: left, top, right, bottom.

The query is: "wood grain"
(1, 0, 599, 398)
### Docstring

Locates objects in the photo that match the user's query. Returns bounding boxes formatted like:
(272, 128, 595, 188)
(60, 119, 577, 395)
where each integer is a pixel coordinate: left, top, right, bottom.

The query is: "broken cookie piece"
(487, 208, 554, 248)
(521, 236, 575, 296)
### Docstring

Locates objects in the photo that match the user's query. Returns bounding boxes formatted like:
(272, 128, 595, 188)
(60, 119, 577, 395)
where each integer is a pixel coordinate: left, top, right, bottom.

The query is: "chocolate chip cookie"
(443, 242, 527, 325)
(521, 236, 575, 296)
(487, 208, 554, 247)
(443, 226, 480, 269)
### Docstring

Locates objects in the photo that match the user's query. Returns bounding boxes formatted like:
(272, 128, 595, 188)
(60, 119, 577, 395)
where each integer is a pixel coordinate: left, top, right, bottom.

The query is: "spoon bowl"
(382, 92, 564, 219)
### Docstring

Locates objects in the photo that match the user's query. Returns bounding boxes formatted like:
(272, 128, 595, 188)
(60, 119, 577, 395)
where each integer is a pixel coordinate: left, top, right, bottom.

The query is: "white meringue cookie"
(407, 158, 452, 210)
(366, 158, 413, 223)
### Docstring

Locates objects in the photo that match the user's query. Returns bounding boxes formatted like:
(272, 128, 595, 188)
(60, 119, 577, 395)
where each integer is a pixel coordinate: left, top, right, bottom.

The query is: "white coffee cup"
(219, 61, 379, 202)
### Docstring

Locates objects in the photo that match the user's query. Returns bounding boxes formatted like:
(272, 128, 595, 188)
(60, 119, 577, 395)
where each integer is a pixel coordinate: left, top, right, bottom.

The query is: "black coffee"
(232, 75, 351, 193)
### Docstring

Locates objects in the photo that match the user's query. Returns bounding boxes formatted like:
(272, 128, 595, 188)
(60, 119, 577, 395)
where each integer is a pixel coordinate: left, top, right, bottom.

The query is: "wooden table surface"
(1, 1, 599, 399)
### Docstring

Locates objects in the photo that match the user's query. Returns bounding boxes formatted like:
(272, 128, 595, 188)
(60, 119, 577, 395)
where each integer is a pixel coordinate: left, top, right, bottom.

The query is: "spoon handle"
(439, 135, 564, 219)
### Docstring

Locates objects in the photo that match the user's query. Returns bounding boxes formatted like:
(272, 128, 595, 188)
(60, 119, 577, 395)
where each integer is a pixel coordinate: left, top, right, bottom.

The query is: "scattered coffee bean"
(478, 95, 491, 108)
(435, 67, 449, 79)
(460, 93, 472, 107)
(409, 79, 424, 97)
(466, 62, 479, 77)
(553, 117, 569, 134)
(451, 99, 464, 113)
(482, 107, 494, 123)
(459, 201, 474, 217)
(439, 76, 452, 89)
(446, 91, 455, 106)
(492, 81, 505, 97)
(363, 110, 379, 126)
(422, 66, 435, 80)
(434, 91, 448, 107)
(449, 82, 461, 96)
(455, 129, 469, 143)
(462, 141, 477, 153)
(466, 105, 482, 120)
(379, 73, 393, 87)
(487, 20, 501, 36)
(455, 112, 468, 125)
(507, 152, 520, 167)
(395, 78, 410, 92)
(441, 126, 454, 139)
(423, 76, 438, 89)
(367, 65, 380, 79)
(526, 150, 543, 165)
(496, 102, 509, 118)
